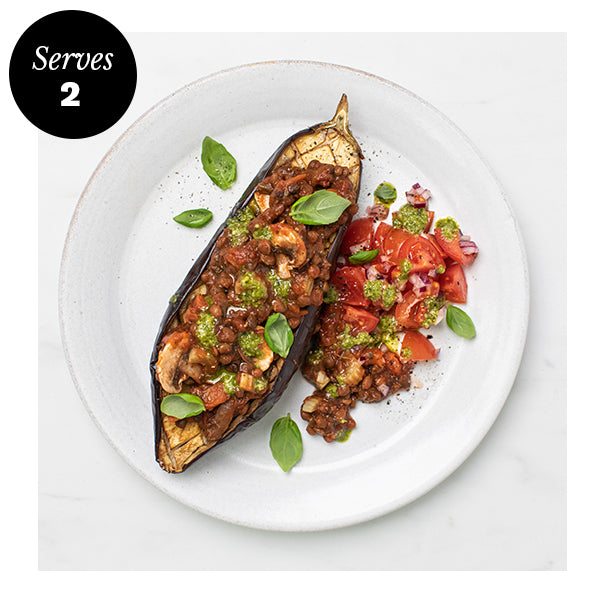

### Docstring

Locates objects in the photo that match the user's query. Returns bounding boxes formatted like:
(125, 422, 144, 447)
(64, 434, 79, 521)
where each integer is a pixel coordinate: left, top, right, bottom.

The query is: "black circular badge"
(9, 10, 136, 139)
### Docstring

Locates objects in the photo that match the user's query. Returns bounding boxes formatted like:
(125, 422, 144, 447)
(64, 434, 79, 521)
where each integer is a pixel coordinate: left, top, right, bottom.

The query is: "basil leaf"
(374, 182, 397, 205)
(160, 393, 206, 419)
(446, 305, 476, 339)
(348, 248, 379, 264)
(290, 190, 351, 225)
(173, 209, 213, 228)
(201, 136, 237, 190)
(264, 313, 294, 358)
(269, 414, 303, 472)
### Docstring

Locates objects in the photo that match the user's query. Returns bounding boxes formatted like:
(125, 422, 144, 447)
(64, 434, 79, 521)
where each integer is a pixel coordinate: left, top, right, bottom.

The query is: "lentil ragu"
(155, 160, 358, 442)
(301, 304, 413, 442)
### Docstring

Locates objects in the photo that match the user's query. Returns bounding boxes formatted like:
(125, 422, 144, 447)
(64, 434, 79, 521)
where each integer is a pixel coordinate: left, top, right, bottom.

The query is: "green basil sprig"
(290, 190, 351, 225)
(270, 414, 303, 472)
(264, 313, 294, 358)
(374, 182, 397, 206)
(446, 305, 476, 339)
(160, 393, 206, 419)
(201, 136, 237, 190)
(173, 208, 213, 228)
(348, 248, 379, 264)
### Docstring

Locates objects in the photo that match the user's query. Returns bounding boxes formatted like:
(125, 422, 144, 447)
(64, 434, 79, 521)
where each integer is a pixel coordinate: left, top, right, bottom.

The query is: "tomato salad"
(300, 182, 479, 442)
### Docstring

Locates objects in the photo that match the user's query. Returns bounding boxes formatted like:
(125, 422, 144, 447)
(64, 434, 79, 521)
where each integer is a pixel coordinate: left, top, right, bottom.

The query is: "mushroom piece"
(238, 327, 274, 372)
(291, 272, 314, 297)
(314, 370, 330, 389)
(189, 346, 218, 367)
(182, 347, 219, 380)
(156, 341, 188, 394)
(301, 395, 322, 414)
(253, 327, 274, 371)
(339, 351, 365, 387)
(178, 361, 207, 384)
(276, 254, 292, 279)
(270, 223, 307, 279)
(238, 372, 256, 392)
(254, 191, 270, 212)
(156, 330, 204, 393)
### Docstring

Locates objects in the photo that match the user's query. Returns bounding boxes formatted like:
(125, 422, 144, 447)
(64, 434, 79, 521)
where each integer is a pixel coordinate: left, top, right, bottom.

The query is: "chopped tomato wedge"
(370, 260, 395, 280)
(340, 217, 374, 255)
(199, 382, 229, 410)
(381, 228, 412, 262)
(343, 304, 379, 333)
(394, 290, 422, 329)
(394, 281, 440, 328)
(438, 262, 468, 303)
(397, 235, 445, 273)
(425, 233, 448, 259)
(373, 221, 393, 252)
(424, 210, 435, 233)
(400, 331, 438, 361)
(183, 294, 209, 323)
(162, 329, 194, 351)
(434, 227, 477, 266)
(330, 266, 369, 307)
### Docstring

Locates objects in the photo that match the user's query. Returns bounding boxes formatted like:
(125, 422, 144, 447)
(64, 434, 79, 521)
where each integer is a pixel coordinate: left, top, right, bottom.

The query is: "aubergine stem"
(323, 94, 363, 159)
(273, 94, 362, 190)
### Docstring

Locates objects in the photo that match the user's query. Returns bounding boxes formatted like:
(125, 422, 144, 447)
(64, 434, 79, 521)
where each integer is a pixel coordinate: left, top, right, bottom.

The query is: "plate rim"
(58, 59, 530, 531)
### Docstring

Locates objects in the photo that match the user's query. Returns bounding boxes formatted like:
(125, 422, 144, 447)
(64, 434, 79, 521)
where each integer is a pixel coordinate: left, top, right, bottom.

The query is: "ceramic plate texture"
(60, 61, 529, 531)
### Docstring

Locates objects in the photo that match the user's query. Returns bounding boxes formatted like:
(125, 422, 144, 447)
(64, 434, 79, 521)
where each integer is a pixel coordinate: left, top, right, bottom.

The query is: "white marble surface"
(38, 33, 566, 570)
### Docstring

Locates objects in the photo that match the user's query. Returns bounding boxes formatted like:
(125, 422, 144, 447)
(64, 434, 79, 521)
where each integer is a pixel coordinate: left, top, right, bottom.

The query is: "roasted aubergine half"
(150, 95, 362, 473)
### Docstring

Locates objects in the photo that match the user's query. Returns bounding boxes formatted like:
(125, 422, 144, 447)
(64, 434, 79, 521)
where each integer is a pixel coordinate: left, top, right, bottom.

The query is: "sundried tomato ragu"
(301, 307, 414, 442)
(156, 160, 358, 441)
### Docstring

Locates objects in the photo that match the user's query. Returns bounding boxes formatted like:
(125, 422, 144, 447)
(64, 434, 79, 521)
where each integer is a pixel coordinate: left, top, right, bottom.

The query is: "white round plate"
(60, 61, 529, 531)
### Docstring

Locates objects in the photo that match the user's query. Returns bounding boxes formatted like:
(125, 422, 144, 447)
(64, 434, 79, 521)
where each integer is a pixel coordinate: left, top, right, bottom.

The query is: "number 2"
(61, 82, 80, 107)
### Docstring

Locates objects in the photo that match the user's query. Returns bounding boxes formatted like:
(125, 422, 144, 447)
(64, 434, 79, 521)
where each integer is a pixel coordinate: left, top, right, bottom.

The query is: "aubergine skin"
(150, 95, 362, 473)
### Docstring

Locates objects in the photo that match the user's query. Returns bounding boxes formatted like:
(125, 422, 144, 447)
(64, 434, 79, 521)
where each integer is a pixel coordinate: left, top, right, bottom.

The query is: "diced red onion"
(394, 277, 408, 293)
(434, 305, 447, 326)
(366, 204, 389, 220)
(377, 383, 390, 397)
(458, 239, 479, 255)
(349, 242, 368, 254)
(366, 265, 382, 281)
(410, 272, 431, 286)
(406, 183, 432, 209)
(409, 272, 432, 294)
